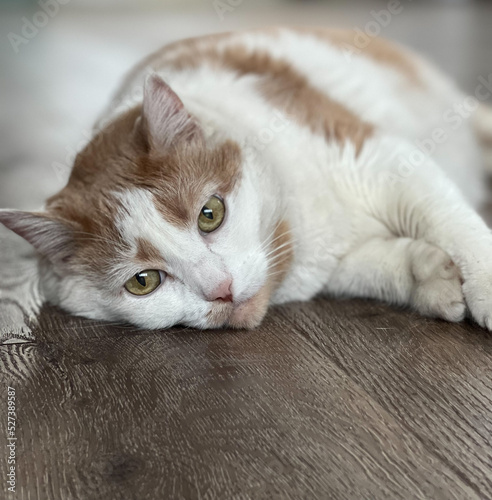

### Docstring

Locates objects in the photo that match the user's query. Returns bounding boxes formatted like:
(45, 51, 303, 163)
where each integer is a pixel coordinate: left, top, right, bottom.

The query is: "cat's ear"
(140, 73, 201, 151)
(0, 209, 75, 264)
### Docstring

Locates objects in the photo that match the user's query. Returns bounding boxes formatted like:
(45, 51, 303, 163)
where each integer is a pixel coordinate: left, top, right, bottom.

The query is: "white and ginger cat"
(2, 27, 492, 330)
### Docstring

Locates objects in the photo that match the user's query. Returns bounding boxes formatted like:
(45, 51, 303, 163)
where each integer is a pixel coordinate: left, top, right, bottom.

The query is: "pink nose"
(207, 279, 233, 303)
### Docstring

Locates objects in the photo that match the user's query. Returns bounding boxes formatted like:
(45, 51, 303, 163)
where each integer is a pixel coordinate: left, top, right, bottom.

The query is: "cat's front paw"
(461, 278, 492, 330)
(410, 244, 465, 322)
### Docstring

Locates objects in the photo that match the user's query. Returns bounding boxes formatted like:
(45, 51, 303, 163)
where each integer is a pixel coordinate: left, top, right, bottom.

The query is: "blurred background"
(0, 0, 491, 210)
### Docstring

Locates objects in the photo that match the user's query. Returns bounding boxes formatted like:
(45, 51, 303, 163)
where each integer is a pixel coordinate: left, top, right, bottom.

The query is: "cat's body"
(2, 27, 492, 330)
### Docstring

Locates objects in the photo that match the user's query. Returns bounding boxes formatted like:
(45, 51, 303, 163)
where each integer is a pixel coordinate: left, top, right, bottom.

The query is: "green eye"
(198, 195, 225, 233)
(125, 270, 162, 296)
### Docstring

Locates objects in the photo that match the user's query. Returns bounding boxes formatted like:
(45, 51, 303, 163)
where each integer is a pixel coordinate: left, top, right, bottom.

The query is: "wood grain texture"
(1, 300, 492, 500)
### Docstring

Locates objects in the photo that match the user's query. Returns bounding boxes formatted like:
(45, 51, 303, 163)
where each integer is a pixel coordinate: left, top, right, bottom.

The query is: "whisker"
(264, 240, 294, 259)
(266, 229, 292, 247)
(267, 253, 293, 270)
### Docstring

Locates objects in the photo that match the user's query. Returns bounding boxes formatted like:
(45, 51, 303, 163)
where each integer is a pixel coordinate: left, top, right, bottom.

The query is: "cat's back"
(105, 26, 450, 141)
(99, 27, 483, 203)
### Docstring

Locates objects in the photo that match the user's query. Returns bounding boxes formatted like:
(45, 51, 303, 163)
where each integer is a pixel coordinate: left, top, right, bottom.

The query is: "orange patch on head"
(136, 139, 241, 228)
(44, 102, 241, 277)
(135, 237, 163, 264)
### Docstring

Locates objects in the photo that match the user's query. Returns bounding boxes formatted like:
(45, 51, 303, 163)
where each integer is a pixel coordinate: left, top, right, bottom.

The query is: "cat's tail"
(474, 104, 492, 173)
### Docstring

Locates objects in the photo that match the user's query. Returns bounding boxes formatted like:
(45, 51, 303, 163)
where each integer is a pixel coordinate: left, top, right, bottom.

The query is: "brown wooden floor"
(1, 296, 492, 499)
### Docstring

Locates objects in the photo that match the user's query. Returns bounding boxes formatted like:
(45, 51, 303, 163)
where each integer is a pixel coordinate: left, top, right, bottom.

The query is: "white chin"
(206, 286, 271, 329)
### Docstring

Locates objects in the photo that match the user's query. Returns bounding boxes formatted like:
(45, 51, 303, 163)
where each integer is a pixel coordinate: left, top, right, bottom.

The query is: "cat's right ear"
(140, 73, 201, 152)
(0, 209, 75, 265)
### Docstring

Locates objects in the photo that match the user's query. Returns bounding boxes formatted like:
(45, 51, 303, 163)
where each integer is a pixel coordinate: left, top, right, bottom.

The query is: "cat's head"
(0, 74, 293, 329)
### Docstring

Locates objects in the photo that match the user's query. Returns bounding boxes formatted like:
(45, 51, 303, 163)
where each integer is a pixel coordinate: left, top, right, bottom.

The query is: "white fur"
(9, 28, 492, 330)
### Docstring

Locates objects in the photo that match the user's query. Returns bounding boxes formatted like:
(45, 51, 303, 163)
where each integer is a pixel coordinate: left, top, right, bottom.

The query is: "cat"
(1, 27, 492, 331)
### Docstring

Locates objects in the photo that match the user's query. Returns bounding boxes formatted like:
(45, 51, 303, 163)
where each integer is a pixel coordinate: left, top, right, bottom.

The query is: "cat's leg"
(353, 137, 492, 329)
(326, 237, 465, 321)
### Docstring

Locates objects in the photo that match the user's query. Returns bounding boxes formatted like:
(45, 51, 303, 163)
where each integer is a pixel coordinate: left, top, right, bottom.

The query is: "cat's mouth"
(206, 285, 271, 329)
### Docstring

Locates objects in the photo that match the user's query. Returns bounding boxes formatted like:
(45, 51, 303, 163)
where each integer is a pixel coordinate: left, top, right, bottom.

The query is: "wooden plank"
(290, 297, 492, 499)
(0, 304, 484, 500)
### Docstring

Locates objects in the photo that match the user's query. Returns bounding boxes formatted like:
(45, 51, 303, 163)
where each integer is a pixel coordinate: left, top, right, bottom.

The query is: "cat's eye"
(125, 270, 162, 296)
(198, 195, 225, 233)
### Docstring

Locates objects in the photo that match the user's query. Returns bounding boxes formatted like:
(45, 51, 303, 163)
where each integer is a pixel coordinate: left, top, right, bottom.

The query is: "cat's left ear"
(0, 209, 75, 264)
(140, 73, 201, 152)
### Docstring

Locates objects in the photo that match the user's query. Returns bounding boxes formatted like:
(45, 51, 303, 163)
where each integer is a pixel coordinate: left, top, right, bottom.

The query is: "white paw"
(461, 277, 492, 330)
(410, 244, 465, 322)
